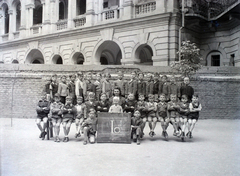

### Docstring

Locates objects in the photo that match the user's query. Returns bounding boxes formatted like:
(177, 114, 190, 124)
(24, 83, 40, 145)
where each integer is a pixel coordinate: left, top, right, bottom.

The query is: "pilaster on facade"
(122, 0, 133, 20)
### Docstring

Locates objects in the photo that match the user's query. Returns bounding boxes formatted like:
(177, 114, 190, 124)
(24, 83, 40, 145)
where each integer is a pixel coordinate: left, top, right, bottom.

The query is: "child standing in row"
(58, 75, 68, 104)
(131, 110, 144, 145)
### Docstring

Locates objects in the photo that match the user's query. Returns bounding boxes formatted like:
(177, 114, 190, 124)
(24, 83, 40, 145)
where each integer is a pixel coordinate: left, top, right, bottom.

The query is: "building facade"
(0, 0, 240, 66)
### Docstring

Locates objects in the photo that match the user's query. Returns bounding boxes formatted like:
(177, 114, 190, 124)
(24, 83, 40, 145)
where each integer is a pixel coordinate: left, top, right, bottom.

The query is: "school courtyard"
(0, 118, 239, 176)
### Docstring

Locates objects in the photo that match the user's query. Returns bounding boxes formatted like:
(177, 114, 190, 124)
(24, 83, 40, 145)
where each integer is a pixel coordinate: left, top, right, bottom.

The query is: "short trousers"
(188, 113, 199, 120)
(62, 118, 73, 123)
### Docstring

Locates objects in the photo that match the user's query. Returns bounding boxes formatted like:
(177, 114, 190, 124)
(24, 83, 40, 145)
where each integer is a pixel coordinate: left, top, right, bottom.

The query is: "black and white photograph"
(0, 0, 240, 175)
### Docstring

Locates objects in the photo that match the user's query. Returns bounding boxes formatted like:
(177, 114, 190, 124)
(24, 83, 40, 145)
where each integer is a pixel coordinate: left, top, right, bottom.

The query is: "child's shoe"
(152, 131, 156, 136)
(189, 132, 193, 138)
(65, 137, 69, 142)
(164, 131, 168, 139)
(186, 132, 190, 137)
(63, 137, 67, 142)
(39, 132, 43, 138)
(149, 131, 153, 137)
(137, 138, 140, 145)
(56, 137, 60, 142)
(181, 132, 185, 141)
(83, 141, 87, 145)
(75, 133, 78, 138)
(42, 132, 47, 140)
(173, 131, 177, 136)
(161, 131, 165, 137)
(54, 136, 57, 142)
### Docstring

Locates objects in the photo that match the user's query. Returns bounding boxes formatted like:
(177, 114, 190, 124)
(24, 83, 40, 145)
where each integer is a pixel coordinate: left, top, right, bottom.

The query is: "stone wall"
(0, 64, 239, 119)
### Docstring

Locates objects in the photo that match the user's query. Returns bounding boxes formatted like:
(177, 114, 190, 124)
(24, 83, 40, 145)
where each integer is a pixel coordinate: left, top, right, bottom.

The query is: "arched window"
(59, 0, 68, 20)
(12, 59, 19, 64)
(25, 49, 44, 64)
(72, 52, 85, 64)
(33, 0, 42, 25)
(76, 0, 86, 15)
(16, 2, 21, 31)
(2, 3, 9, 34)
(135, 44, 153, 65)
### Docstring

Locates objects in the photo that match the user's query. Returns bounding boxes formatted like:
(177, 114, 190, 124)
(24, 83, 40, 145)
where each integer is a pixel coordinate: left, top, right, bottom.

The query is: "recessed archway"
(12, 59, 19, 64)
(95, 41, 122, 65)
(206, 50, 223, 66)
(135, 44, 153, 65)
(52, 55, 63, 64)
(25, 49, 44, 64)
(72, 52, 84, 64)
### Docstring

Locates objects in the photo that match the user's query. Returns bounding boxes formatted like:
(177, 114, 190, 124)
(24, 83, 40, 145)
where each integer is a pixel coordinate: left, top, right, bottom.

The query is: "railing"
(13, 32, 20, 39)
(2, 34, 9, 41)
(135, 1, 156, 15)
(184, 0, 240, 20)
(30, 24, 42, 34)
(73, 16, 86, 27)
(102, 6, 119, 21)
(56, 19, 68, 30)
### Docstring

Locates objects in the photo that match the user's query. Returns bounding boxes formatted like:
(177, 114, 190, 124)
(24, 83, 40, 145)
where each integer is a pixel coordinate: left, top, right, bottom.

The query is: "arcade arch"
(72, 52, 84, 64)
(135, 44, 153, 65)
(52, 55, 63, 64)
(95, 41, 122, 65)
(25, 49, 44, 64)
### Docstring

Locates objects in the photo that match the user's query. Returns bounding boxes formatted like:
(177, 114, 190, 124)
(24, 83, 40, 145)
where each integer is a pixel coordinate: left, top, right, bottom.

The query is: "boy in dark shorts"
(48, 93, 63, 142)
(167, 94, 180, 136)
(136, 94, 147, 137)
(146, 94, 157, 137)
(187, 94, 202, 138)
(61, 96, 76, 142)
(82, 111, 98, 145)
(36, 93, 50, 140)
(156, 94, 169, 139)
(131, 110, 144, 145)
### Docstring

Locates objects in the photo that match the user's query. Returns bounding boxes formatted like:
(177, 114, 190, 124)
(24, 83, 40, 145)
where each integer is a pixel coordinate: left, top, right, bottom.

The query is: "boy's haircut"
(138, 94, 145, 98)
(76, 95, 83, 100)
(104, 73, 111, 78)
(192, 94, 199, 98)
(170, 94, 176, 98)
(148, 94, 154, 98)
(96, 72, 102, 77)
(61, 75, 66, 79)
(134, 109, 141, 114)
(159, 93, 166, 97)
(52, 74, 57, 77)
(88, 92, 95, 98)
(69, 74, 76, 78)
(181, 94, 188, 100)
(138, 72, 144, 76)
(54, 93, 60, 98)
(66, 96, 72, 100)
(154, 72, 159, 77)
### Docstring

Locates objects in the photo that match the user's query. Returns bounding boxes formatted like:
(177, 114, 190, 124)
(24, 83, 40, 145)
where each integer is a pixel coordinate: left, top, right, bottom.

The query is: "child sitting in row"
(131, 110, 144, 145)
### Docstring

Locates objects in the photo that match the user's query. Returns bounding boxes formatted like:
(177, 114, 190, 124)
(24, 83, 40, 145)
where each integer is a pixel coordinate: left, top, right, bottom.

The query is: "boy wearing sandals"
(48, 93, 63, 142)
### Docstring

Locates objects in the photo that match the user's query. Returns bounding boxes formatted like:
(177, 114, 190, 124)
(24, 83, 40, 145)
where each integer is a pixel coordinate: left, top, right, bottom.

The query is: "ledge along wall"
(0, 64, 239, 119)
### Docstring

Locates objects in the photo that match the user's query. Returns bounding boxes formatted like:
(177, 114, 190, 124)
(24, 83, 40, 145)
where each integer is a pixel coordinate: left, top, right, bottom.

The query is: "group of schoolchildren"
(36, 71, 202, 145)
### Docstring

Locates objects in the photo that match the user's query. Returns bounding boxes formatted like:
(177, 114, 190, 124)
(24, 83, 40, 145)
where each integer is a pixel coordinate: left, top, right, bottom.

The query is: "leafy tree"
(171, 41, 203, 77)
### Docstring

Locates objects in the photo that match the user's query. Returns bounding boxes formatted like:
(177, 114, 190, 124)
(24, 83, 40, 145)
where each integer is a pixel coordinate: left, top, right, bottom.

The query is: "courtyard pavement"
(0, 118, 240, 176)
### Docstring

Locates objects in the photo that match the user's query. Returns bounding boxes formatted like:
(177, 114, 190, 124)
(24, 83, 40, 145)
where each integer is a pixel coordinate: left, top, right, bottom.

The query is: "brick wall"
(0, 64, 239, 119)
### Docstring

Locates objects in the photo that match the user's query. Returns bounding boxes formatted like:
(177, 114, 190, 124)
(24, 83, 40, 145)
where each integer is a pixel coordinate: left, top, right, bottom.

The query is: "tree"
(171, 41, 203, 77)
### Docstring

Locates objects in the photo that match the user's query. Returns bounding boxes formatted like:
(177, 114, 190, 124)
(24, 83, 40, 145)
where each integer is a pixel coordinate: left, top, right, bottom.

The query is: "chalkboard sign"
(97, 112, 131, 143)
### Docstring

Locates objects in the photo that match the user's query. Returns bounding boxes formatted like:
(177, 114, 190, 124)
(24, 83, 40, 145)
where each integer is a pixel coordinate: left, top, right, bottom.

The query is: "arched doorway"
(25, 49, 44, 64)
(72, 52, 84, 64)
(135, 44, 153, 65)
(52, 55, 63, 64)
(95, 41, 122, 65)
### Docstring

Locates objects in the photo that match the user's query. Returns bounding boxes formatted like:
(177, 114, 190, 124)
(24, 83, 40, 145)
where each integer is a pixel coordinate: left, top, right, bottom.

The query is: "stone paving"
(1, 118, 240, 176)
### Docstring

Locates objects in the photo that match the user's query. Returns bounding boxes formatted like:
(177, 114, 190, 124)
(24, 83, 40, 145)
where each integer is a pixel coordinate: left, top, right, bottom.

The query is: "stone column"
(156, 0, 166, 13)
(119, 0, 124, 19)
(8, 10, 14, 40)
(50, 0, 58, 31)
(19, 1, 27, 38)
(0, 11, 4, 36)
(122, 0, 133, 20)
(85, 0, 95, 26)
(68, 0, 76, 28)
(98, 0, 103, 22)
(42, 1, 51, 34)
